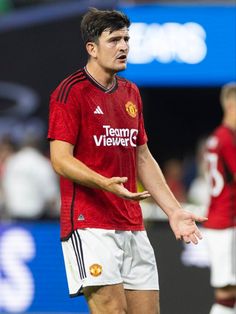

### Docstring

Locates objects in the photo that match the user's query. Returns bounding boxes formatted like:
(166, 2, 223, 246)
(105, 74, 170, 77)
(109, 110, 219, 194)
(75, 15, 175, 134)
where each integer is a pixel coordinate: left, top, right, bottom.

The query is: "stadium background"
(0, 0, 235, 313)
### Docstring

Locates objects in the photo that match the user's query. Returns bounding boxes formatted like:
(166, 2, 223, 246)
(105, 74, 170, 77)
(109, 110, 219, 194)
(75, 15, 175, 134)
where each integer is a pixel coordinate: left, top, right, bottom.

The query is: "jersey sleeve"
(47, 88, 80, 145)
(134, 84, 148, 146)
(220, 133, 236, 176)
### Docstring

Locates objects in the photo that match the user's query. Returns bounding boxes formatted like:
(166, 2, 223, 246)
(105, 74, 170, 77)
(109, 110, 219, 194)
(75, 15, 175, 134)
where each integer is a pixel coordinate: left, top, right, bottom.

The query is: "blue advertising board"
(119, 4, 236, 86)
(0, 221, 214, 314)
(0, 223, 88, 313)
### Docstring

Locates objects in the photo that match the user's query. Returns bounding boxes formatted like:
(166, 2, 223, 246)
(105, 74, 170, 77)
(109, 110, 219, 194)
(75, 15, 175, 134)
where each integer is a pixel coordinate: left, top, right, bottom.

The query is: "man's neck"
(86, 62, 115, 89)
(222, 117, 236, 131)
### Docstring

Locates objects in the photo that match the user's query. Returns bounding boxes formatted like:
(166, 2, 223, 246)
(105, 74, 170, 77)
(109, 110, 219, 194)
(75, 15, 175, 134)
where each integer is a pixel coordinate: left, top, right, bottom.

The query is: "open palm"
(169, 209, 207, 244)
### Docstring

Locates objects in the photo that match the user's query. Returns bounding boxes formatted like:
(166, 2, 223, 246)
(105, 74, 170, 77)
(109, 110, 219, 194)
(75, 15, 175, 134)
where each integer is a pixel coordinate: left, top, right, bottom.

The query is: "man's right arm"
(50, 140, 150, 201)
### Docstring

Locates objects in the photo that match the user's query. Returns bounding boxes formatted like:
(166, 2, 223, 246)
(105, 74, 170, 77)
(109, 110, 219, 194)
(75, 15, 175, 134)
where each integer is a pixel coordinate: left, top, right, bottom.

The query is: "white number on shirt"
(205, 152, 224, 197)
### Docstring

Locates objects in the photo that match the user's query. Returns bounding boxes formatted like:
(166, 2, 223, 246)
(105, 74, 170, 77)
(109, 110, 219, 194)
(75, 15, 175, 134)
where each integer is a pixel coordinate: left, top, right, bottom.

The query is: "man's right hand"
(103, 177, 150, 201)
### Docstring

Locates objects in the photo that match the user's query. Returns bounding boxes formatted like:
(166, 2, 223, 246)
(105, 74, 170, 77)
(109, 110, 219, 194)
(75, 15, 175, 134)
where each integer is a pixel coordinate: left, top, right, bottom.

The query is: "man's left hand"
(169, 209, 208, 245)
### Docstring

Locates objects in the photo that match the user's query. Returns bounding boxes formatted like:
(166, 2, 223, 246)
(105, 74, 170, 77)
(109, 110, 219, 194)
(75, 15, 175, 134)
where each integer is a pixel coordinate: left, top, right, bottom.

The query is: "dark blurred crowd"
(1, 0, 231, 15)
(0, 0, 75, 14)
(162, 144, 209, 209)
(0, 0, 65, 12)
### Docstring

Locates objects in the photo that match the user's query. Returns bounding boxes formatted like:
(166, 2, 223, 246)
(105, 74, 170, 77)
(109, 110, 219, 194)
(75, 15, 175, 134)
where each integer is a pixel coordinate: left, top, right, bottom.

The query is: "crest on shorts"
(89, 264, 102, 277)
(125, 101, 137, 118)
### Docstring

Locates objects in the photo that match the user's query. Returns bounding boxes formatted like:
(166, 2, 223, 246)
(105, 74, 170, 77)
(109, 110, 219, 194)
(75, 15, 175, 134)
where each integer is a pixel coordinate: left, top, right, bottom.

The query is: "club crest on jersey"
(89, 264, 102, 277)
(125, 101, 137, 118)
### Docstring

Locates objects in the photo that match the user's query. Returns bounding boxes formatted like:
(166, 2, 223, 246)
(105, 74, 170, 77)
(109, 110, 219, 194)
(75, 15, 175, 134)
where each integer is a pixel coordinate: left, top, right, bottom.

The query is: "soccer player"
(204, 83, 236, 314)
(48, 8, 207, 314)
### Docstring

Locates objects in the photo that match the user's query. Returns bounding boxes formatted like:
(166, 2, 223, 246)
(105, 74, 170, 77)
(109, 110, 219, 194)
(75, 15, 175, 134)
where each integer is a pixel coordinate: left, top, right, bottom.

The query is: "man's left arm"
(137, 143, 207, 244)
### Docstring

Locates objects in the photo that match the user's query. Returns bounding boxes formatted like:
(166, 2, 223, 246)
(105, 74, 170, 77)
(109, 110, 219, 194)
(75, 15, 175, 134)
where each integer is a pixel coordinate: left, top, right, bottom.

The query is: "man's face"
(93, 27, 130, 73)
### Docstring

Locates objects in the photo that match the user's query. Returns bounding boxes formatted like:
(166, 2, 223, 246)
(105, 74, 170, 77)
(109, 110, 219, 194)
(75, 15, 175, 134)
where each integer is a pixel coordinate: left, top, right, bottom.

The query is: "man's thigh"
(83, 283, 127, 314)
(125, 289, 160, 314)
(83, 284, 160, 314)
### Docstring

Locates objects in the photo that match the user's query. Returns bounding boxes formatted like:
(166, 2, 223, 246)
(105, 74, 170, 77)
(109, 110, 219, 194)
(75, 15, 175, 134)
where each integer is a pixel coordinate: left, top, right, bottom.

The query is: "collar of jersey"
(84, 66, 118, 94)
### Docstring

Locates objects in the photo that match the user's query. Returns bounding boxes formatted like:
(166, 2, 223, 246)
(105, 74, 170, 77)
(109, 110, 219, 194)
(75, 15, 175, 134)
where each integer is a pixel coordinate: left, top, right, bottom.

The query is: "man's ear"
(86, 42, 97, 58)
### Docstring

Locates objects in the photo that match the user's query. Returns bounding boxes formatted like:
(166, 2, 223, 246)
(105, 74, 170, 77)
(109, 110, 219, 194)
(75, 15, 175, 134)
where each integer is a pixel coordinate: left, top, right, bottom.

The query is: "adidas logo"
(78, 214, 85, 221)
(94, 106, 104, 114)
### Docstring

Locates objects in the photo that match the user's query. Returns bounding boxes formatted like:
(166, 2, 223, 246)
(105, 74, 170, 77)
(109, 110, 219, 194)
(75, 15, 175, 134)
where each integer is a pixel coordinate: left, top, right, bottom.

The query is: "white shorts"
(61, 228, 159, 297)
(204, 227, 236, 288)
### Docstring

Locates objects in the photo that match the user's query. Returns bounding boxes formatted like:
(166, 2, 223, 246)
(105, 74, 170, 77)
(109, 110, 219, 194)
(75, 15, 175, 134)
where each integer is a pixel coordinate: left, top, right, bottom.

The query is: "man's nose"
(119, 39, 129, 51)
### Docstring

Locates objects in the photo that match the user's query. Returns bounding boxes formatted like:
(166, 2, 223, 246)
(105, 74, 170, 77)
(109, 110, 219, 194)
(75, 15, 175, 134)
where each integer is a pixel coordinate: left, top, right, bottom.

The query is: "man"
(204, 83, 236, 314)
(48, 8, 207, 314)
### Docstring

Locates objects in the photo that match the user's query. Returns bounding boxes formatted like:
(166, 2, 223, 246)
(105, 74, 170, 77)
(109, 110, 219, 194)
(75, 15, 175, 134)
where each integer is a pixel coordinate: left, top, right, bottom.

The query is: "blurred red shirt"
(204, 125, 236, 229)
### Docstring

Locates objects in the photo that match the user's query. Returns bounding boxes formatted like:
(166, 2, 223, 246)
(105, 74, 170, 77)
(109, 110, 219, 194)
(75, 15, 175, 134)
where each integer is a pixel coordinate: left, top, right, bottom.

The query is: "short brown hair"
(220, 82, 236, 108)
(81, 7, 130, 44)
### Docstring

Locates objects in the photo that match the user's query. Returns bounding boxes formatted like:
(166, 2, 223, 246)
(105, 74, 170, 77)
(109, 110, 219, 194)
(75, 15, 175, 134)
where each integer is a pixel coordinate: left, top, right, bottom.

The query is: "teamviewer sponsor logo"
(93, 125, 138, 147)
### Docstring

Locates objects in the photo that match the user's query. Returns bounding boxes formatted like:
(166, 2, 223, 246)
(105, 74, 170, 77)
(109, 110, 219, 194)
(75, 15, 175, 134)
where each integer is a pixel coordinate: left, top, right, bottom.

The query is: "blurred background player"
(204, 83, 236, 314)
(2, 132, 60, 221)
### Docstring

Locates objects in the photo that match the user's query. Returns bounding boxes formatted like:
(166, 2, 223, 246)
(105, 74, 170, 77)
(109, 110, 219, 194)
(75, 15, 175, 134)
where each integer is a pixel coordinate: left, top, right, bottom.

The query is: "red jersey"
(48, 68, 147, 239)
(204, 125, 236, 229)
